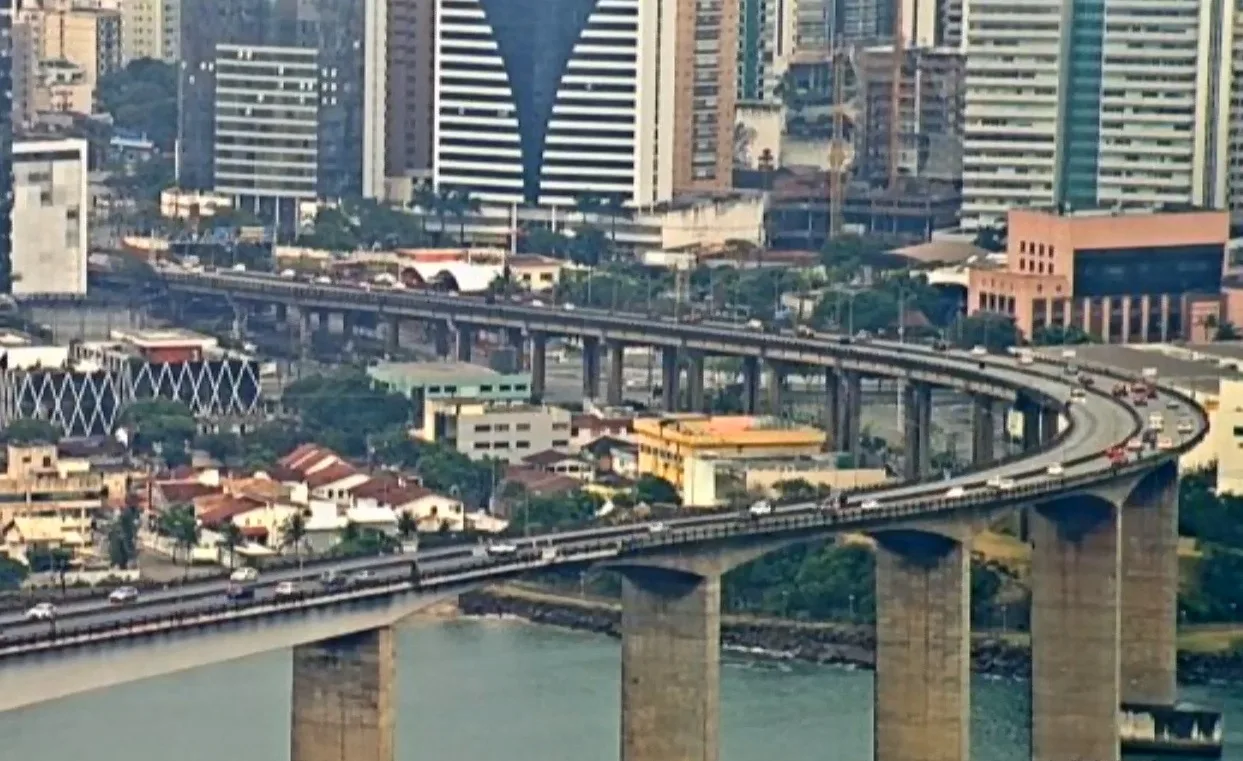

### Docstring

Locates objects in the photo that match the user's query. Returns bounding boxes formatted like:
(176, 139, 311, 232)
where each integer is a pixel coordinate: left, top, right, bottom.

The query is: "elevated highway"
(40, 268, 1210, 761)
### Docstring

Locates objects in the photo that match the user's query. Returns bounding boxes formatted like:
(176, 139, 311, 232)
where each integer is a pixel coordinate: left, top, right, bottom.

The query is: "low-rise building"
(521, 450, 594, 482)
(967, 207, 1230, 343)
(682, 453, 889, 508)
(634, 414, 827, 498)
(369, 362, 532, 419)
(424, 401, 574, 463)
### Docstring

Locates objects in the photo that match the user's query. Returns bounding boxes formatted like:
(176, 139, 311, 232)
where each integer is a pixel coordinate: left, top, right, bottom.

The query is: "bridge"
(15, 267, 1208, 761)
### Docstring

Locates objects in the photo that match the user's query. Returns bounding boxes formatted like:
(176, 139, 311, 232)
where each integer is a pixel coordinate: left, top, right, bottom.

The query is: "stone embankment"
(459, 585, 1243, 685)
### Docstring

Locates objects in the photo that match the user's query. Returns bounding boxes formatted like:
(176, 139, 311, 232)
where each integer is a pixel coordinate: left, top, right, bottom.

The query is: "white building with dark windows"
(433, 0, 667, 207)
(11, 139, 88, 298)
(212, 44, 320, 224)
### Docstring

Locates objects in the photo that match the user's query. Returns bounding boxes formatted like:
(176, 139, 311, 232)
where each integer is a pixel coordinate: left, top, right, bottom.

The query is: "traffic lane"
(0, 563, 430, 640)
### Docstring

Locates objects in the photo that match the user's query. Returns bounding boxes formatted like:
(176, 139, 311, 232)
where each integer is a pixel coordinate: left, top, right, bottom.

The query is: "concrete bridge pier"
(582, 337, 601, 400)
(455, 324, 474, 362)
(685, 351, 705, 412)
(431, 321, 451, 358)
(619, 566, 721, 761)
(741, 357, 760, 414)
(273, 302, 288, 324)
(291, 626, 395, 761)
(530, 332, 547, 403)
(661, 348, 681, 411)
(1121, 461, 1179, 705)
(765, 363, 785, 416)
(384, 315, 400, 356)
(340, 311, 356, 352)
(1039, 407, 1059, 445)
(823, 368, 840, 445)
(971, 395, 995, 465)
(842, 370, 863, 461)
(1030, 496, 1121, 761)
(506, 328, 526, 370)
(902, 383, 932, 480)
(1019, 399, 1042, 451)
(292, 307, 312, 357)
(873, 530, 970, 761)
(606, 341, 625, 406)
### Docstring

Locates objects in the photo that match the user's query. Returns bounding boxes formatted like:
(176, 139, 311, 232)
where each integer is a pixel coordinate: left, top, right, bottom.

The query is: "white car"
(563, 302, 576, 311)
(229, 567, 259, 583)
(530, 299, 545, 307)
(274, 581, 299, 598)
(1157, 437, 1175, 451)
(24, 602, 56, 621)
(1046, 463, 1065, 477)
(648, 521, 667, 534)
(486, 542, 519, 556)
(231, 263, 247, 272)
(945, 486, 966, 498)
(861, 499, 880, 509)
(313, 276, 332, 285)
(1177, 420, 1194, 434)
(108, 586, 139, 604)
(748, 500, 774, 517)
(987, 476, 1016, 491)
(970, 345, 987, 357)
(279, 269, 296, 279)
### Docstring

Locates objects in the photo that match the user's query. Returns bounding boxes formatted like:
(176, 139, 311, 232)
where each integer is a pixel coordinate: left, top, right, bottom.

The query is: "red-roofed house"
(521, 450, 593, 482)
(306, 461, 368, 501)
(348, 475, 465, 531)
(571, 412, 634, 450)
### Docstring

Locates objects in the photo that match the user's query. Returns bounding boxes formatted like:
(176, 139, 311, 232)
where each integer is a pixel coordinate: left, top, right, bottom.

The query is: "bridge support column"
(291, 626, 395, 761)
(824, 368, 840, 446)
(1030, 498, 1120, 761)
(1039, 408, 1059, 444)
(606, 341, 625, 406)
(741, 357, 760, 414)
(902, 383, 932, 480)
(455, 324, 474, 362)
(341, 312, 356, 352)
(530, 332, 547, 403)
(506, 328, 526, 371)
(1020, 401, 1041, 451)
(582, 337, 600, 400)
(765, 363, 785, 415)
(1121, 464, 1179, 706)
(661, 348, 680, 411)
(431, 321, 451, 358)
(620, 567, 720, 761)
(971, 395, 995, 466)
(293, 308, 312, 357)
(686, 351, 705, 412)
(384, 315, 400, 356)
(873, 531, 970, 761)
(273, 302, 288, 324)
(843, 371, 863, 462)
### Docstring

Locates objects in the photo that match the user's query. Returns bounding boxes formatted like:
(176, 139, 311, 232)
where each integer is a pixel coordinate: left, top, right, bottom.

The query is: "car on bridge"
(230, 567, 259, 583)
(24, 603, 56, 621)
(225, 583, 254, 601)
(748, 500, 774, 518)
(274, 581, 300, 599)
(108, 586, 139, 605)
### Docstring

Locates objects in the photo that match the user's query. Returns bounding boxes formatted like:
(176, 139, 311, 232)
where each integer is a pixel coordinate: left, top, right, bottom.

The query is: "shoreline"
(459, 584, 1243, 685)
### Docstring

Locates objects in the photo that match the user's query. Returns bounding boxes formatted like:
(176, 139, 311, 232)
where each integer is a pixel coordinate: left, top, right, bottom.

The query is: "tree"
(282, 371, 412, 457)
(107, 506, 141, 569)
(634, 475, 679, 506)
(1217, 322, 1241, 342)
(450, 189, 482, 245)
(773, 479, 818, 501)
(951, 312, 1021, 353)
(397, 510, 418, 542)
(972, 224, 1007, 253)
(97, 59, 178, 151)
(0, 555, 28, 590)
(281, 512, 309, 569)
(28, 546, 73, 593)
(158, 503, 200, 576)
(217, 521, 244, 569)
(2, 418, 63, 445)
(1032, 324, 1094, 346)
(119, 399, 197, 467)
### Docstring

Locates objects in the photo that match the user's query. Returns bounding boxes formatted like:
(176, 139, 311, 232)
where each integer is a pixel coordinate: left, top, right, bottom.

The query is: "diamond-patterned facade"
(0, 358, 262, 436)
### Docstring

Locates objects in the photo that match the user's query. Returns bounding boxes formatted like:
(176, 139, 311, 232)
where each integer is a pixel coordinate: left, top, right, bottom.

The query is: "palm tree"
(396, 510, 418, 543)
(217, 521, 244, 569)
(575, 193, 605, 230)
(281, 512, 308, 572)
(410, 179, 437, 236)
(433, 186, 457, 245)
(451, 188, 481, 245)
(158, 503, 199, 573)
(600, 193, 629, 262)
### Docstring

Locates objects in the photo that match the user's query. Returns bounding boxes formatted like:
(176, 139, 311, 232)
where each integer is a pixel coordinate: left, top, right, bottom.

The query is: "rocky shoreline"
(459, 586, 1243, 686)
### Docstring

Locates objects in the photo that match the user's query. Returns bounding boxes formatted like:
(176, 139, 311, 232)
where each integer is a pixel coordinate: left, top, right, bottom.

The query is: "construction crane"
(827, 40, 849, 239)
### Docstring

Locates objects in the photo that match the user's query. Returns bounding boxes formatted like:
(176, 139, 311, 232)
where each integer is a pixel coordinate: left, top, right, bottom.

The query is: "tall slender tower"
(0, 0, 14, 294)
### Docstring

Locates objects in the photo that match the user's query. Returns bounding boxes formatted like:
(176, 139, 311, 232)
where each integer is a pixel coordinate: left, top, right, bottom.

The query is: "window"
(499, 385, 512, 392)
(474, 424, 492, 433)
(516, 423, 531, 432)
(473, 442, 490, 450)
(493, 441, 510, 449)
(495, 424, 510, 432)
(516, 441, 531, 449)
(552, 440, 569, 448)
(552, 423, 570, 431)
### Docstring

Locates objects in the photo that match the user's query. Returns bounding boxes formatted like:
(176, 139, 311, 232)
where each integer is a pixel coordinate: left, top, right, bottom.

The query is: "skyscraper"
(0, 0, 14, 294)
(961, 0, 1233, 229)
(433, 0, 738, 208)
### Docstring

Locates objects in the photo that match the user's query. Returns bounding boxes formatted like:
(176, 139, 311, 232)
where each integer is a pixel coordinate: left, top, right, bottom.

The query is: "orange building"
(967, 207, 1229, 343)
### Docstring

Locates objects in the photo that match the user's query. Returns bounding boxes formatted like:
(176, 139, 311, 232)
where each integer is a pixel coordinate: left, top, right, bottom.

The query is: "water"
(1, 617, 1240, 760)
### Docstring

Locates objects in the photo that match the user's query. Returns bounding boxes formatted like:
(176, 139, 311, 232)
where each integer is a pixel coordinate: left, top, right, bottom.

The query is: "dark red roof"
(157, 481, 221, 504)
(198, 495, 264, 526)
(502, 466, 579, 496)
(305, 462, 359, 489)
(350, 474, 435, 506)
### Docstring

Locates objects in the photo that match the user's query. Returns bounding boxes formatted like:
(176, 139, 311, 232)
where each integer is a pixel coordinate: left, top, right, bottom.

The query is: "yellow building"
(634, 415, 827, 498)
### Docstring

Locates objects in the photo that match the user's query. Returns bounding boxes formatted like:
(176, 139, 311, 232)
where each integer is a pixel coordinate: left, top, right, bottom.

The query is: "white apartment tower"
(961, 0, 1234, 230)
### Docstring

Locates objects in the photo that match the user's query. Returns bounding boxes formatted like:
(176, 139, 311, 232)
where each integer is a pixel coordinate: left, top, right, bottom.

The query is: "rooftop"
(368, 361, 507, 385)
(638, 414, 825, 440)
(108, 327, 216, 350)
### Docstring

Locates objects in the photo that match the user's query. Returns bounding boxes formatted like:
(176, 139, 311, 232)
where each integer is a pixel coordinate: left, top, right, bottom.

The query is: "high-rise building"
(961, 0, 1233, 230)
(1, 0, 13, 295)
(36, 7, 121, 97)
(384, 0, 435, 182)
(433, 0, 738, 208)
(738, 0, 796, 102)
(119, 0, 180, 63)
(10, 138, 88, 298)
(177, 0, 386, 204)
